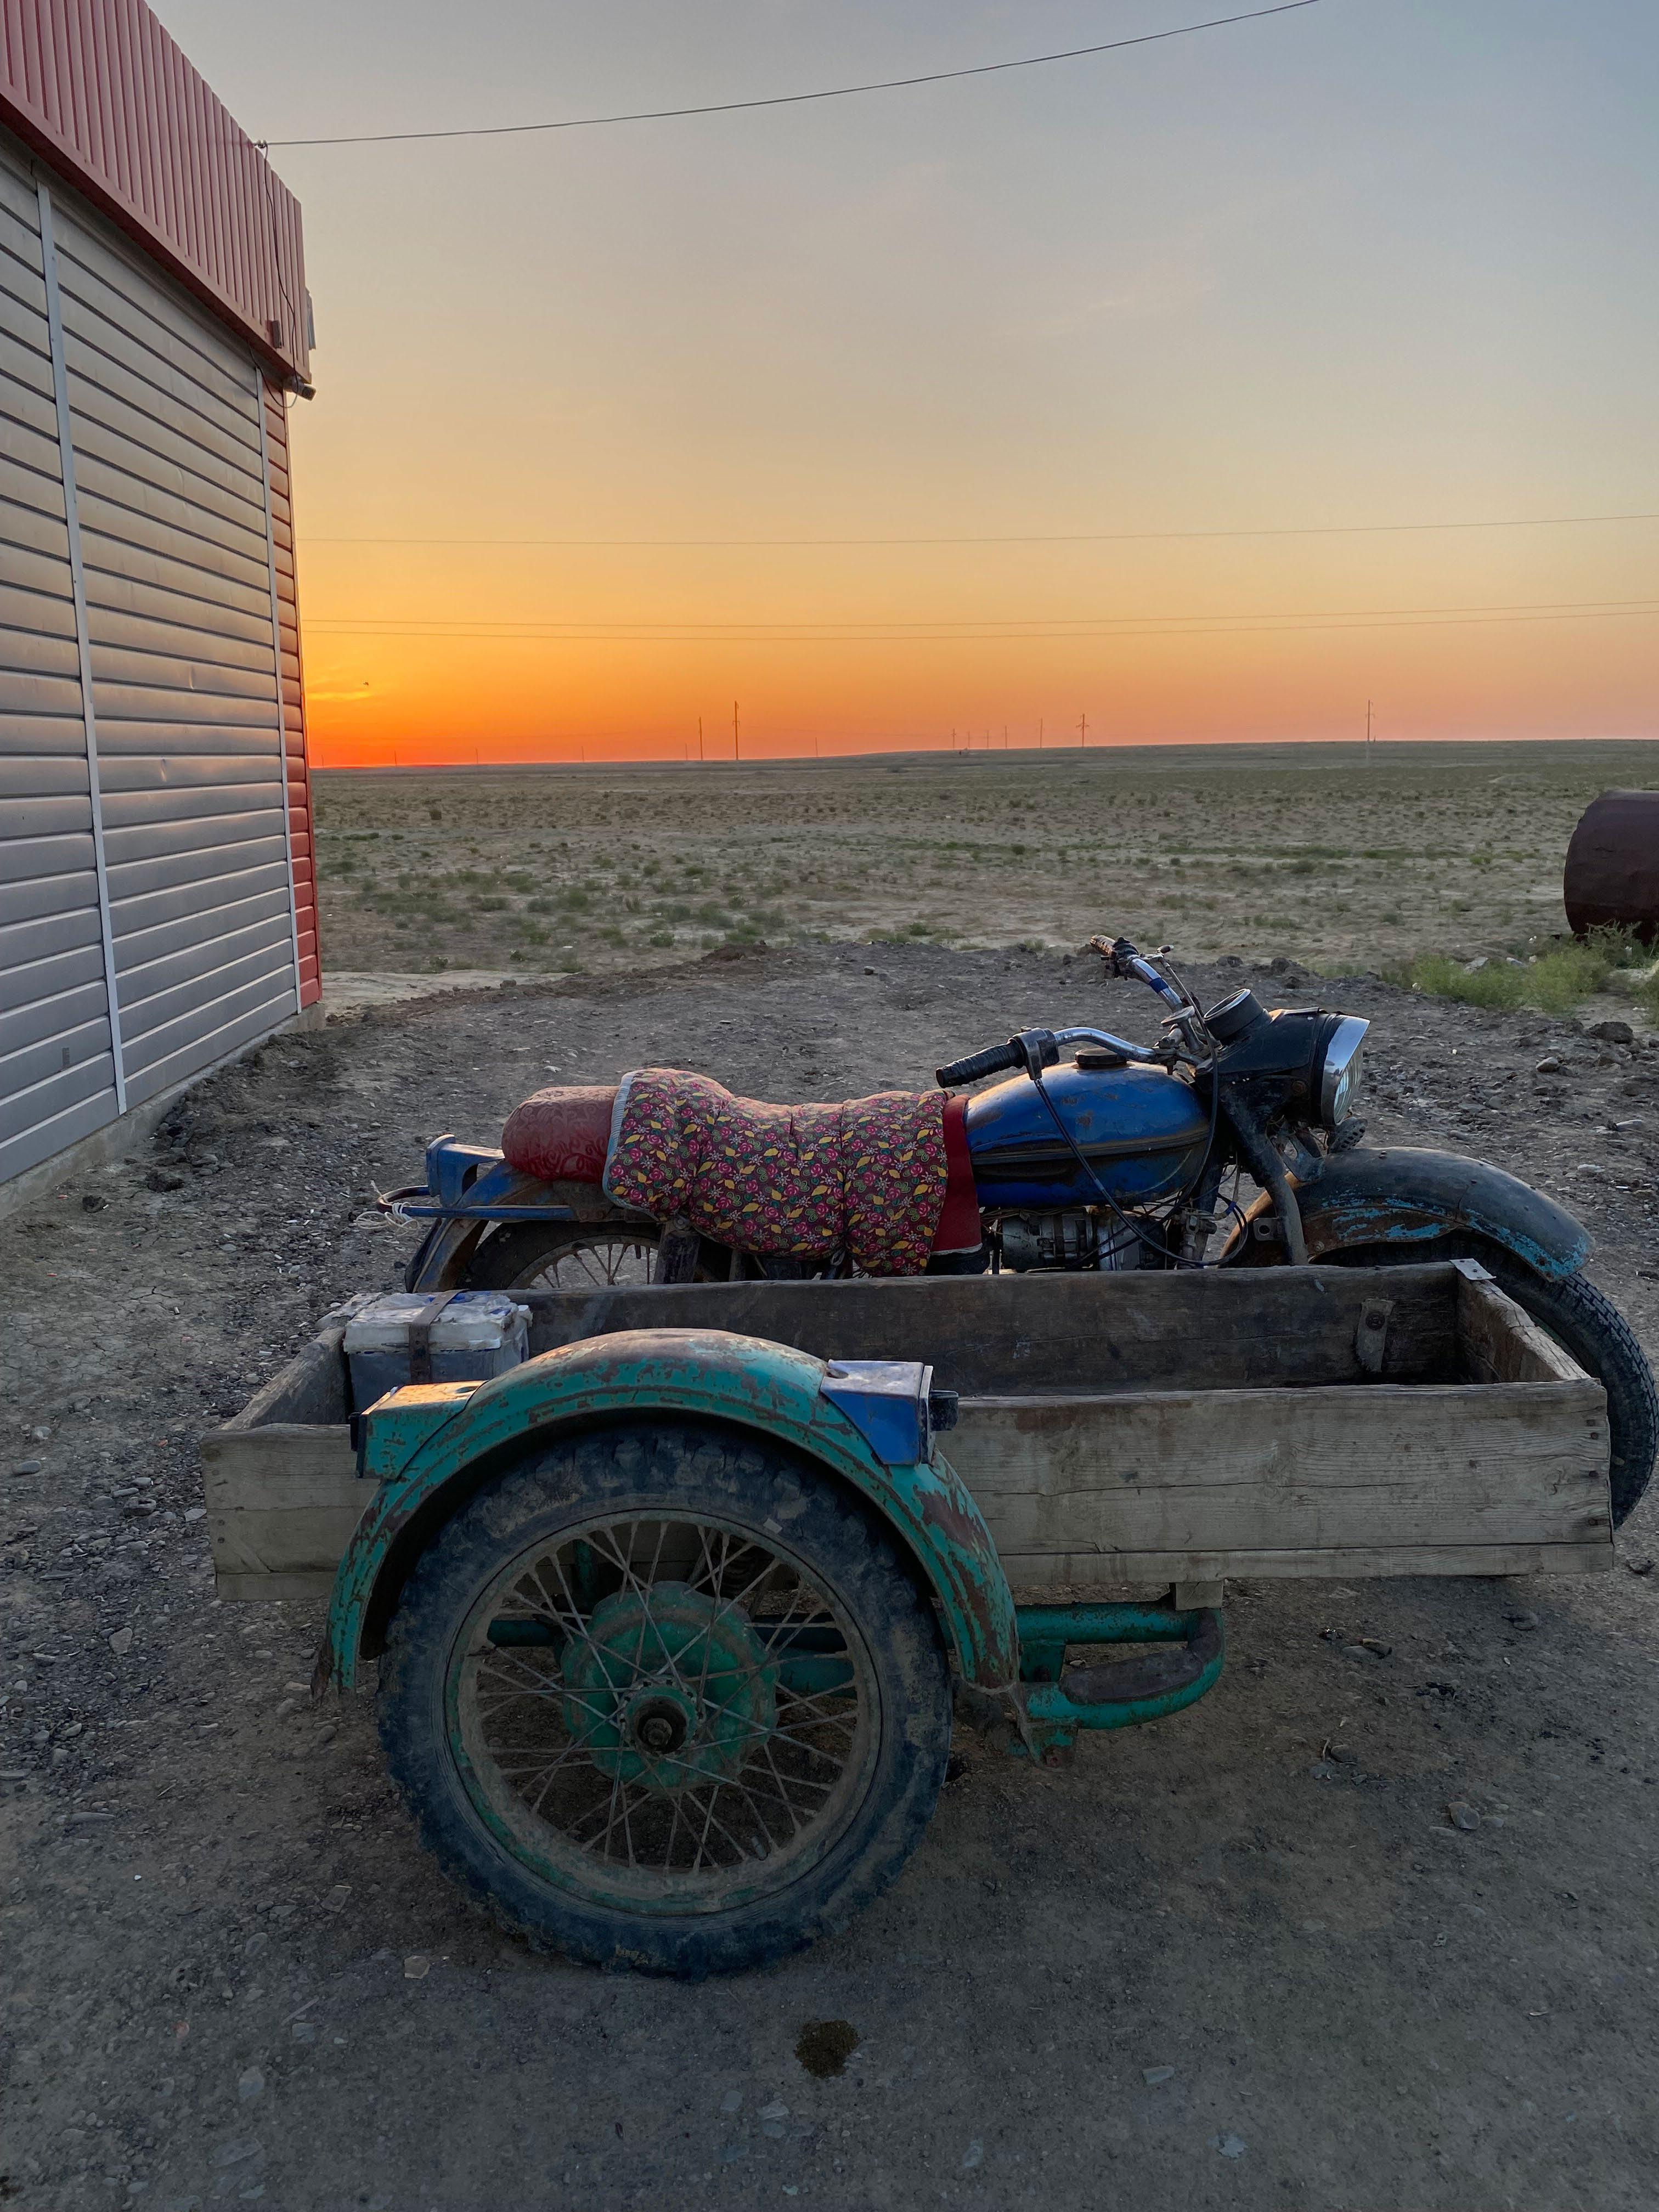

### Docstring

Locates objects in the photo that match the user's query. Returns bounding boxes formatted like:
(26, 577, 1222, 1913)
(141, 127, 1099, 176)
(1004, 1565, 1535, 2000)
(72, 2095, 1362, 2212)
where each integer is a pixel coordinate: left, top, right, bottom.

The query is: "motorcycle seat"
(501, 1075, 980, 1260)
(500, 1085, 617, 1184)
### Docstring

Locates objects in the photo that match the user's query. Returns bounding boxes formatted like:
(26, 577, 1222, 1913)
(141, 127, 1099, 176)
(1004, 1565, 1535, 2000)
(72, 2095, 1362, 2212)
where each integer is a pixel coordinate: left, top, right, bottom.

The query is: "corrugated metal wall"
(0, 134, 121, 1183)
(262, 382, 319, 1003)
(0, 0, 310, 381)
(1, 122, 308, 1183)
(52, 189, 301, 1107)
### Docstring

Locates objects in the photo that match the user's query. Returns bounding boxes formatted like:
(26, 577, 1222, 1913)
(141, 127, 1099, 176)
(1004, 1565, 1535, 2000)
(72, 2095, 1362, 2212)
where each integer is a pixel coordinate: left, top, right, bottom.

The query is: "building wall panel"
(106, 827, 286, 904)
(264, 382, 316, 1001)
(115, 862, 288, 939)
(0, 132, 117, 1178)
(123, 972, 294, 1106)
(0, 974, 106, 1059)
(0, 1013, 112, 1104)
(41, 191, 300, 1089)
(0, 1049, 115, 1145)
(0, 1074, 118, 1180)
(2, 95, 317, 1185)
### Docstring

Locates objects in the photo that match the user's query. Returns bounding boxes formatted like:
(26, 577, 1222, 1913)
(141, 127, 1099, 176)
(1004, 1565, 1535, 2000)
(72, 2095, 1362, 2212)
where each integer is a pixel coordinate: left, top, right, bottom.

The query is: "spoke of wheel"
(753, 1740, 835, 1814)
(695, 1705, 851, 1763)
(700, 1542, 816, 1655)
(698, 1674, 844, 1729)
(521, 1740, 594, 1814)
(481, 1684, 618, 1734)
(695, 1786, 763, 1864)
(477, 1643, 600, 1701)
(625, 1518, 669, 1677)
(751, 1740, 805, 1835)
(571, 1767, 628, 1857)
(546, 1547, 639, 1687)
(581, 1521, 697, 1699)
(692, 1780, 723, 1872)
(473, 1650, 566, 1698)
(619, 1780, 640, 1869)
(492, 1745, 578, 1778)
(721, 1756, 803, 1846)
(777, 1675, 862, 1724)
(526, 1555, 592, 1635)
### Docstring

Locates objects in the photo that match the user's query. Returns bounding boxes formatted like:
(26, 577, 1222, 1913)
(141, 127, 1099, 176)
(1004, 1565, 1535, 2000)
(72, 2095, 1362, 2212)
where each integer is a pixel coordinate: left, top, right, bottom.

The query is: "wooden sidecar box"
(200, 1261, 1612, 1602)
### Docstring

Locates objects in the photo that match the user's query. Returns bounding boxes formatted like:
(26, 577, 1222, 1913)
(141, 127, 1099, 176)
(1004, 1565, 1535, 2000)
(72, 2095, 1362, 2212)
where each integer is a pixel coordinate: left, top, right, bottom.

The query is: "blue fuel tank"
(964, 1061, 1211, 1210)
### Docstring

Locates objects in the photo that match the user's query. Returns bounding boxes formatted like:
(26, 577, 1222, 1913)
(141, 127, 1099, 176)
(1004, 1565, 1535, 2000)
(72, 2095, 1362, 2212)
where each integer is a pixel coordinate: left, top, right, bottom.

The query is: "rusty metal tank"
(1563, 789, 1659, 943)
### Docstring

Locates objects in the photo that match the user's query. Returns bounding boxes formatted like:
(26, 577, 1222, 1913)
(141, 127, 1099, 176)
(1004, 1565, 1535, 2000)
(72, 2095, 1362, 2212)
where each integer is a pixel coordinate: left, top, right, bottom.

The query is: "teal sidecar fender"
(318, 1326, 1020, 1695)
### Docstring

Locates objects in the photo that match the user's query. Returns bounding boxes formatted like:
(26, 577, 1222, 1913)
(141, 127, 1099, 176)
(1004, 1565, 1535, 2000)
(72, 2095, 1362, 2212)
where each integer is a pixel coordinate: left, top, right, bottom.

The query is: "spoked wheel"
(458, 1222, 716, 1291)
(377, 1421, 951, 1974)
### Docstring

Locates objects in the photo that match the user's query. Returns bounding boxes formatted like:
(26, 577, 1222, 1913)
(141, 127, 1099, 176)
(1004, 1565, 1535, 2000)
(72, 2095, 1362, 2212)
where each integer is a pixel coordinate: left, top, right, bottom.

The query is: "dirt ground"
(5, 928, 1659, 2210)
(312, 736, 1659, 985)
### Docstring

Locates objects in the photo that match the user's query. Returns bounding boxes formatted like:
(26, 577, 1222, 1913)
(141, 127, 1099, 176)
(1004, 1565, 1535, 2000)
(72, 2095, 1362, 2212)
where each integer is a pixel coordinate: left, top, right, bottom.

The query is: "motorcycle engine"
(996, 1211, 1141, 1272)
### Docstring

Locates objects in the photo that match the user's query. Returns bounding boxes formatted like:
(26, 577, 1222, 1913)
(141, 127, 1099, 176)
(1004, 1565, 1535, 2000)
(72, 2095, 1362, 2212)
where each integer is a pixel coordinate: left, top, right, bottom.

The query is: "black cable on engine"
(1026, 1053, 1222, 1271)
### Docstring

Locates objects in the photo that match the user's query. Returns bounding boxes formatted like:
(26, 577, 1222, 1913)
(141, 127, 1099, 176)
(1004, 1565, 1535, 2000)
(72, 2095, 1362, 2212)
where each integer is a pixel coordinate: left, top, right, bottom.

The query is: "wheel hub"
(561, 1582, 776, 1791)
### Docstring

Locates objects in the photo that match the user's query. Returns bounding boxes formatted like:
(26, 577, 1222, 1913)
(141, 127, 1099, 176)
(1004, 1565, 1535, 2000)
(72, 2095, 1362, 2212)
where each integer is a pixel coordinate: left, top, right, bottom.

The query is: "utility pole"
(697, 715, 704, 761)
(732, 700, 740, 760)
(1078, 713, 1088, 748)
(1365, 698, 1374, 763)
(1038, 719, 1044, 749)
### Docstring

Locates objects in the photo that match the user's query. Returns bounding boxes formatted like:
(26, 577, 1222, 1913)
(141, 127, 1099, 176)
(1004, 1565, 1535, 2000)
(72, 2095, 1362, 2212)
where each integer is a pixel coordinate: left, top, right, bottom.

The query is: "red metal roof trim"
(0, 0, 308, 380)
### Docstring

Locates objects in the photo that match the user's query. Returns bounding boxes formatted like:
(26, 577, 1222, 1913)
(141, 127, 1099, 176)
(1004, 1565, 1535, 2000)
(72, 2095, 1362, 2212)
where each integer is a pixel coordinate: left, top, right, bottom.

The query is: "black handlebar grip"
(935, 1040, 1022, 1087)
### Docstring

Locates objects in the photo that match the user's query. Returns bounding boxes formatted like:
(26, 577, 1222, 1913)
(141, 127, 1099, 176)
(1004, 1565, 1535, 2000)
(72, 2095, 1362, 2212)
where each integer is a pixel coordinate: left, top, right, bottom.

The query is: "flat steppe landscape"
(313, 735, 1659, 988)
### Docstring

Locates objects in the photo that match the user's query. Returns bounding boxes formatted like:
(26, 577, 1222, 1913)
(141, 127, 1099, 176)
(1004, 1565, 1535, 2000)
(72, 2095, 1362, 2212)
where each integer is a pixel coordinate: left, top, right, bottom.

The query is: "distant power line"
(264, 2, 1322, 149)
(305, 592, 1659, 645)
(304, 509, 1659, 552)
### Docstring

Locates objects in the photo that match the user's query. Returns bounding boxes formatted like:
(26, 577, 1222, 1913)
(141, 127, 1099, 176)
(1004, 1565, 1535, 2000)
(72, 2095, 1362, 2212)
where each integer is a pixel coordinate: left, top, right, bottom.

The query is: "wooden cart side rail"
(196, 1262, 1614, 1604)
(1457, 1271, 1587, 1385)
(512, 1265, 1468, 1395)
(947, 1376, 1611, 1586)
(216, 1296, 368, 1431)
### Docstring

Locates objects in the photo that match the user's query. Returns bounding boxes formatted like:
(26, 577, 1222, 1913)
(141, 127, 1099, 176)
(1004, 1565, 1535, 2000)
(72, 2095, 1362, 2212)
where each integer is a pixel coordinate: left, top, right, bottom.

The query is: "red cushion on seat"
(500, 1086, 617, 1184)
(932, 1093, 981, 1254)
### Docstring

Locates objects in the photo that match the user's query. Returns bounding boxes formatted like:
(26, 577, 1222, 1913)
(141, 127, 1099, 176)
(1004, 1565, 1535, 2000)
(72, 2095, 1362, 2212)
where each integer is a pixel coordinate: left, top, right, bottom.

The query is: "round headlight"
(1318, 1015, 1369, 1127)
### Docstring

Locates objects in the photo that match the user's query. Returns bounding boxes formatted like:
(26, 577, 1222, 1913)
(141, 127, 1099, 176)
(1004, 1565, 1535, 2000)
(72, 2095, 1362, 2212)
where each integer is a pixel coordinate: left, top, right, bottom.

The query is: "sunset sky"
(169, 1, 1659, 764)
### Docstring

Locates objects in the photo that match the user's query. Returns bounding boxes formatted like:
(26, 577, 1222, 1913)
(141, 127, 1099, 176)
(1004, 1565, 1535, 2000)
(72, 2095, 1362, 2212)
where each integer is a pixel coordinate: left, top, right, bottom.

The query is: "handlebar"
(935, 1041, 1023, 1087)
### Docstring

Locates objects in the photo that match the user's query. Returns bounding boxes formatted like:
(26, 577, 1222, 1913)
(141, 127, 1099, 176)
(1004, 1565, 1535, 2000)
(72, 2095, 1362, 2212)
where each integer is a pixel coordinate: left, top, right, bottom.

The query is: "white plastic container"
(343, 1290, 531, 1411)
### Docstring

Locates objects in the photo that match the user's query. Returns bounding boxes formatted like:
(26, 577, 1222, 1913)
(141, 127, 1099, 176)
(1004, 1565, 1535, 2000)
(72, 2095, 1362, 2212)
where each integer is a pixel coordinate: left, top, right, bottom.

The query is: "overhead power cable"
(305, 593, 1659, 645)
(264, 2, 1322, 149)
(303, 509, 1659, 551)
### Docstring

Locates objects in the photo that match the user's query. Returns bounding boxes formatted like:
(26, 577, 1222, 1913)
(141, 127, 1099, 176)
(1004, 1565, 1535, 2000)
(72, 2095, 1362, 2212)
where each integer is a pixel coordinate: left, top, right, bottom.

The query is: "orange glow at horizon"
(296, 523, 1659, 766)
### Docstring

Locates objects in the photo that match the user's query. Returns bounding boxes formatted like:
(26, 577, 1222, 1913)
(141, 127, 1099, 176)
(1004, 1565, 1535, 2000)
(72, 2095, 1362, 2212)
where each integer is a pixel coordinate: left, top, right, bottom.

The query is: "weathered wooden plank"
(217, 1571, 337, 1602)
(200, 1422, 362, 1589)
(1006, 1541, 1610, 1588)
(947, 1379, 1611, 1583)
(217, 1302, 362, 1430)
(520, 1264, 1463, 1393)
(1457, 1273, 1585, 1386)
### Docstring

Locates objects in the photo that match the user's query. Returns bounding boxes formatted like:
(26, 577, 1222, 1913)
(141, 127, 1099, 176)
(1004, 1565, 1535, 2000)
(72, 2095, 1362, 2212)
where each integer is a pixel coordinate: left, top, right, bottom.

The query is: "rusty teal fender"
(317, 1326, 1020, 1696)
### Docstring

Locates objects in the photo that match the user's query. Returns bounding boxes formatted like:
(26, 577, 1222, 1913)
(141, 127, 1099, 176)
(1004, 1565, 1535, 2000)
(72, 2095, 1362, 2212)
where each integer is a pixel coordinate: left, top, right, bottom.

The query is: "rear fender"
(402, 1154, 620, 1291)
(318, 1327, 1019, 1696)
(1225, 1145, 1589, 1279)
